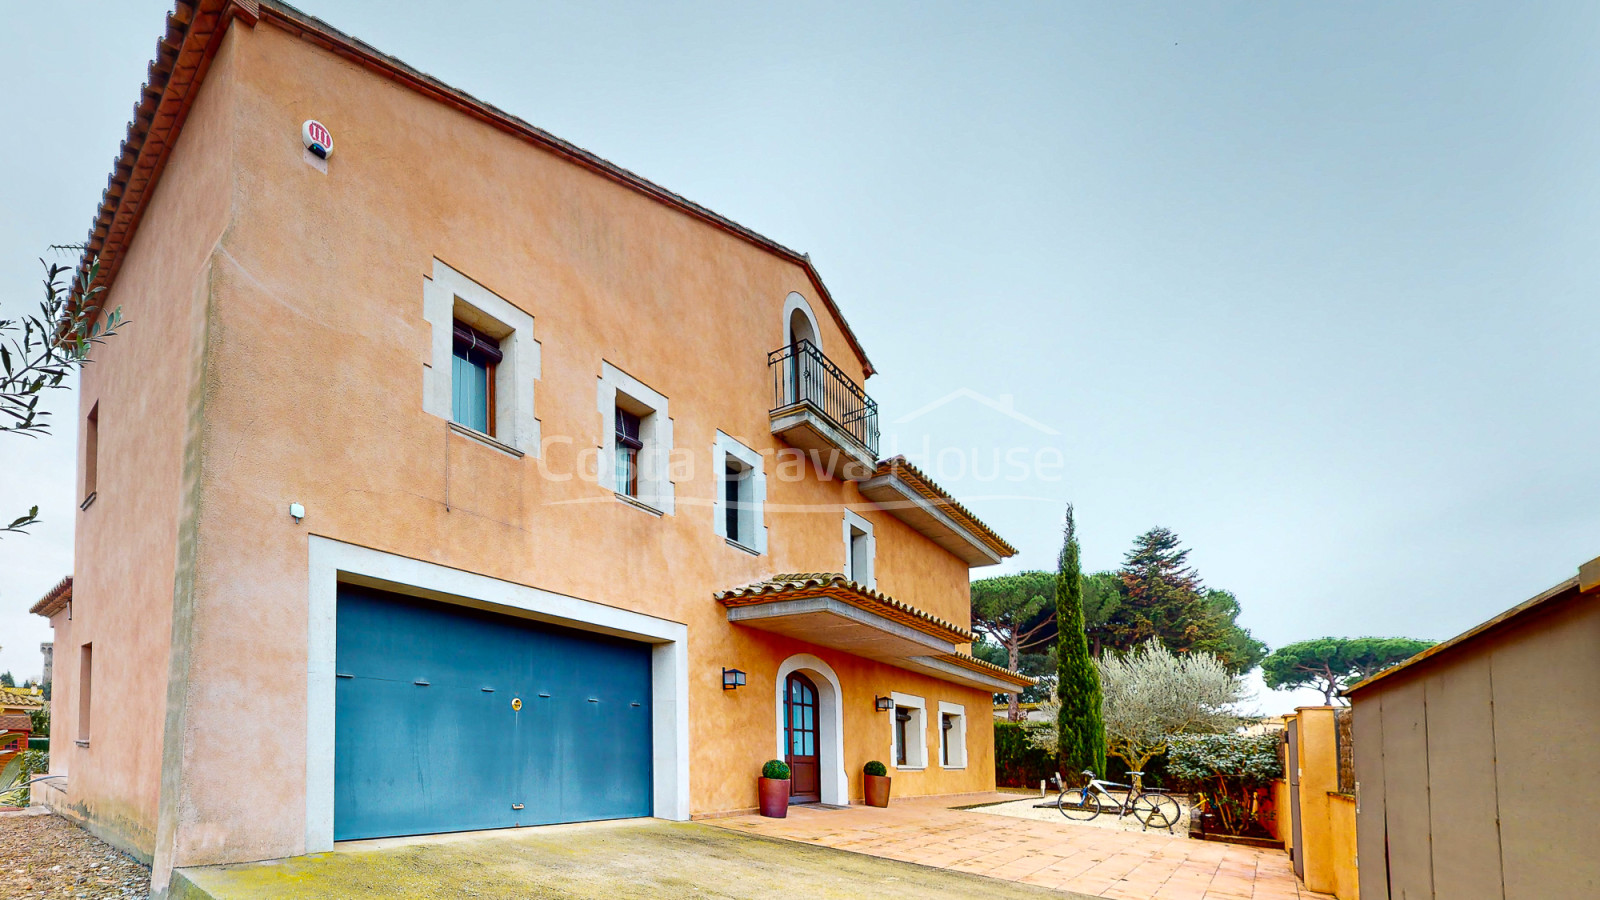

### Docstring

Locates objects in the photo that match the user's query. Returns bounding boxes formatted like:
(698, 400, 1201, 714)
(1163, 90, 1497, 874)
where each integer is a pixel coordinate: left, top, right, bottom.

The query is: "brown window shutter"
(453, 322, 503, 366)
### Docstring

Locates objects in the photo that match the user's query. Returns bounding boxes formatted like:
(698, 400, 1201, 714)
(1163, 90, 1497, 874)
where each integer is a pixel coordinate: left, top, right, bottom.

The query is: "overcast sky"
(3, 1, 1597, 713)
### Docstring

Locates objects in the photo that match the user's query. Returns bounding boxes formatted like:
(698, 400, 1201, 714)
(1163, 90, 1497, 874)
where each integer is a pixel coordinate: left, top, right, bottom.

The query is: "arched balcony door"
(784, 672, 821, 802)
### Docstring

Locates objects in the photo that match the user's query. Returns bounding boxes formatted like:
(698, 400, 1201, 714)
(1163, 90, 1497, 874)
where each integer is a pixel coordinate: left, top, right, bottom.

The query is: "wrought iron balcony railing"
(768, 339, 880, 457)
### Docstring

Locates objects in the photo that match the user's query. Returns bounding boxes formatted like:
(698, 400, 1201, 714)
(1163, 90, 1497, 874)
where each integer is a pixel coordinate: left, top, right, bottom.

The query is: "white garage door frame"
(305, 536, 690, 852)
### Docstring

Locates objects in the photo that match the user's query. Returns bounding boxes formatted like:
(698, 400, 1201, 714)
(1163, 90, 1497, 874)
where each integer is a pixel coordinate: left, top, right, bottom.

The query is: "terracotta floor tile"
(710, 795, 1320, 900)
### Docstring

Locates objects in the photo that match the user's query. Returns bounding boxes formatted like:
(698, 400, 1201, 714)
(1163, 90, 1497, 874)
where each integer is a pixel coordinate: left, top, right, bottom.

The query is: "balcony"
(768, 340, 879, 481)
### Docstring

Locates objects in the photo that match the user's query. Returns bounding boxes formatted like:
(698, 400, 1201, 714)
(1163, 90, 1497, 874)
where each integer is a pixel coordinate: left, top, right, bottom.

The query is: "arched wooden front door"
(784, 672, 821, 802)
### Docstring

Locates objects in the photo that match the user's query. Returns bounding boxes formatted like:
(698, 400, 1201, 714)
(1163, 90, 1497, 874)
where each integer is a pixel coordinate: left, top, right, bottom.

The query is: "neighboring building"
(40, 641, 53, 695)
(32, 1, 1027, 893)
(0, 685, 43, 772)
(1346, 555, 1600, 899)
(992, 702, 1051, 722)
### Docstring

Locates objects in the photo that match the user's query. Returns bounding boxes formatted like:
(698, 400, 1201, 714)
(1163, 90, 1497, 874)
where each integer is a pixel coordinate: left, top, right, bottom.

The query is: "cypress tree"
(1056, 505, 1106, 780)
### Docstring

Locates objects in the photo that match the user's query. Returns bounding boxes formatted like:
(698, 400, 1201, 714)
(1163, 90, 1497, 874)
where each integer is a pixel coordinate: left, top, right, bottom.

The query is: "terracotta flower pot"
(864, 773, 892, 807)
(758, 777, 791, 818)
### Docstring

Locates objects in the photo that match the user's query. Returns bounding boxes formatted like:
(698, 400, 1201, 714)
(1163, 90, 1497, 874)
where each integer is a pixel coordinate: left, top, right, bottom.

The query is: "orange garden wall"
(1284, 708, 1358, 900)
(45, 11, 1004, 890)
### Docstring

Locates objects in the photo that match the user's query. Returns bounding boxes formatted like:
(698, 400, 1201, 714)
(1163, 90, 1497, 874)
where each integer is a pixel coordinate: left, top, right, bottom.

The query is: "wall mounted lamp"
(875, 695, 895, 712)
(722, 667, 746, 690)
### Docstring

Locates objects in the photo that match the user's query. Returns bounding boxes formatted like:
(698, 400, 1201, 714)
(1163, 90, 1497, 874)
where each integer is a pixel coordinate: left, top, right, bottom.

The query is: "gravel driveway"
(0, 809, 150, 898)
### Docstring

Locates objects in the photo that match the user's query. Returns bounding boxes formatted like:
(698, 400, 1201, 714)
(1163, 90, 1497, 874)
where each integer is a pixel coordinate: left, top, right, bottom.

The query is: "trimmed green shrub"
(863, 760, 887, 777)
(995, 721, 1055, 787)
(762, 759, 791, 780)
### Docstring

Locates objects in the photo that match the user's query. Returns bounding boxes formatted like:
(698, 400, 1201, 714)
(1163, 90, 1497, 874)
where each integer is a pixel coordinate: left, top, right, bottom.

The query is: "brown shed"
(1346, 557, 1600, 899)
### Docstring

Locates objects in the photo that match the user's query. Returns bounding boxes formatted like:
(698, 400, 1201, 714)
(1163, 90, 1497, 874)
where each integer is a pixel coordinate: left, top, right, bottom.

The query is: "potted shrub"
(863, 760, 891, 807)
(759, 759, 791, 818)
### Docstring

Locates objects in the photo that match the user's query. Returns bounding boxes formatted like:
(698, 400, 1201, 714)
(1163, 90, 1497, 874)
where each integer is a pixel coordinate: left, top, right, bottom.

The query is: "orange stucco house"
(34, 0, 1028, 893)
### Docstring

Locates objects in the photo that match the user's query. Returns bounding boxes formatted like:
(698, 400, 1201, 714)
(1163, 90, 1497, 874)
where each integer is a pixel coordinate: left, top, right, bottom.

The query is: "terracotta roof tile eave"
(716, 573, 977, 645)
(935, 652, 1035, 688)
(873, 457, 1017, 557)
(30, 575, 72, 618)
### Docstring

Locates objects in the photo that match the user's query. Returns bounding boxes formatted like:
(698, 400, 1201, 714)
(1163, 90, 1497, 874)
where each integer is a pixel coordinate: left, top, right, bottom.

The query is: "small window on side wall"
(78, 643, 93, 744)
(82, 402, 100, 508)
(451, 322, 501, 435)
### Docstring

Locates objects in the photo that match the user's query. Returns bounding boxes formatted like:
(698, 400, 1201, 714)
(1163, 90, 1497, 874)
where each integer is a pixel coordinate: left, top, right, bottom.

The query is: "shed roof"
(1345, 573, 1586, 697)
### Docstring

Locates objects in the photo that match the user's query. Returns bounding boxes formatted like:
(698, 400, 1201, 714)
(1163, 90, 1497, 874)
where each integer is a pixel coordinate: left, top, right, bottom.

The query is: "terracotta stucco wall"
(147, 17, 995, 873)
(1351, 590, 1600, 899)
(45, 28, 240, 865)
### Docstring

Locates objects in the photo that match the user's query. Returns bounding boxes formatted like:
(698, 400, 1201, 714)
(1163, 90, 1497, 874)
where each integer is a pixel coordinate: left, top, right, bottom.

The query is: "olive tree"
(1097, 640, 1241, 778)
(1, 256, 122, 535)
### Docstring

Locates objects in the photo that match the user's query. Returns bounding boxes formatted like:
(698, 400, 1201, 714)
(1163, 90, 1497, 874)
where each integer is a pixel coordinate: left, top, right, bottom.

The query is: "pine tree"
(1055, 505, 1106, 780)
(1105, 527, 1209, 654)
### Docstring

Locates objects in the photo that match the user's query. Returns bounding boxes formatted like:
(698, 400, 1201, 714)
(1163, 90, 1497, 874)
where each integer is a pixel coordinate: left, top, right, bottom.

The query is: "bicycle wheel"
(1132, 793, 1181, 830)
(1057, 788, 1102, 821)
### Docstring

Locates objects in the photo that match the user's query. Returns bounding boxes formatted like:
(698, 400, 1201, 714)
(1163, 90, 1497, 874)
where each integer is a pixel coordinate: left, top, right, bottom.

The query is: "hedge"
(994, 722, 1055, 787)
(995, 721, 1177, 789)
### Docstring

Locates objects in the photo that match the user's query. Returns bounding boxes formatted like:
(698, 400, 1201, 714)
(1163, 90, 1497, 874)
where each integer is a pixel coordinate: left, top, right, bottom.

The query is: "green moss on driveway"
(172, 819, 1089, 899)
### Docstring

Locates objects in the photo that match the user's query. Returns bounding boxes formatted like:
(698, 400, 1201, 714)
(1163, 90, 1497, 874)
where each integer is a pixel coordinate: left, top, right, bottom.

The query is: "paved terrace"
(712, 792, 1332, 900)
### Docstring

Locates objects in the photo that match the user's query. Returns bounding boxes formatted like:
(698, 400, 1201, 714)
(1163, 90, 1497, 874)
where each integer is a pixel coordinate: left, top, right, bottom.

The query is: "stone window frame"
(843, 509, 876, 589)
(597, 362, 675, 515)
(938, 701, 968, 770)
(890, 691, 928, 771)
(713, 432, 767, 554)
(422, 259, 540, 455)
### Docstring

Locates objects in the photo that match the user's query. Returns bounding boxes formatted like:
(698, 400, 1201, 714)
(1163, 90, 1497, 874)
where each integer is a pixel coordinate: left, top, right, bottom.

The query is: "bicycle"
(1055, 769, 1182, 831)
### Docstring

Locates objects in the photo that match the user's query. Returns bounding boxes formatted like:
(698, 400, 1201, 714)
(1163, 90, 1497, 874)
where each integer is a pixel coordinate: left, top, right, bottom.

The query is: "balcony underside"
(769, 402, 877, 482)
(858, 470, 1006, 567)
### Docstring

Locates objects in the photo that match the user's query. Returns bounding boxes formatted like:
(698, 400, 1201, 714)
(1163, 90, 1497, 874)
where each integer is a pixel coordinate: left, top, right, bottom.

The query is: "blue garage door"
(334, 585, 653, 840)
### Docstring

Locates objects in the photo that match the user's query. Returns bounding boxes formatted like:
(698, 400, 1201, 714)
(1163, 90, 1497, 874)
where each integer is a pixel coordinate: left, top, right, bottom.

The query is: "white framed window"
(597, 362, 674, 514)
(843, 509, 875, 588)
(938, 701, 968, 769)
(889, 692, 927, 770)
(422, 259, 540, 454)
(713, 432, 766, 553)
